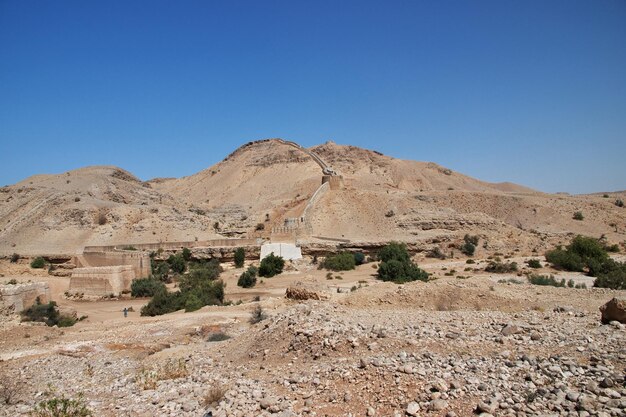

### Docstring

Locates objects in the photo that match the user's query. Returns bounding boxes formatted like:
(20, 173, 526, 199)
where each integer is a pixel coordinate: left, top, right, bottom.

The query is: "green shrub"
(593, 260, 626, 290)
(30, 257, 45, 269)
(141, 261, 225, 316)
(353, 252, 366, 265)
(259, 253, 285, 277)
(376, 243, 428, 283)
(207, 332, 230, 342)
(21, 298, 76, 327)
(427, 247, 446, 260)
(605, 244, 620, 253)
(237, 266, 258, 288)
(526, 259, 542, 268)
(573, 211, 584, 221)
(131, 277, 166, 298)
(234, 247, 245, 268)
(182, 247, 192, 261)
(377, 258, 428, 283)
(32, 394, 92, 417)
(527, 274, 565, 287)
(546, 236, 608, 272)
(321, 252, 356, 271)
(460, 241, 475, 256)
(184, 293, 203, 312)
(378, 242, 411, 263)
(249, 305, 267, 324)
(464, 234, 479, 246)
(167, 253, 186, 274)
(545, 249, 583, 272)
(615, 199, 624, 207)
(466, 259, 475, 264)
(485, 261, 518, 273)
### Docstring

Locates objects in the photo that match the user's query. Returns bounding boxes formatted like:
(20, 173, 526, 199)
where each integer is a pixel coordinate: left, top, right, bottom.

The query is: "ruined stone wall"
(69, 266, 135, 296)
(76, 251, 150, 278)
(82, 238, 260, 253)
(0, 282, 50, 312)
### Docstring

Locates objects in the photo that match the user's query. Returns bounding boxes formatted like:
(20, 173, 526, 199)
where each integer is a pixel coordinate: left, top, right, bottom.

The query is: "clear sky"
(1, 1, 625, 193)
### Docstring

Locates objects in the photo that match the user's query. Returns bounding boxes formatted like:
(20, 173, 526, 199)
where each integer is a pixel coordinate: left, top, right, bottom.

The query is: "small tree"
(131, 277, 166, 298)
(321, 252, 356, 271)
(30, 257, 46, 269)
(167, 253, 186, 274)
(182, 247, 192, 262)
(234, 247, 245, 268)
(237, 266, 258, 288)
(259, 253, 284, 277)
(184, 293, 203, 312)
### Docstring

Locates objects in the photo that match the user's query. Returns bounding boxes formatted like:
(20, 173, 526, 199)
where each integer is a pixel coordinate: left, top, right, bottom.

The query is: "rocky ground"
(1, 261, 625, 417)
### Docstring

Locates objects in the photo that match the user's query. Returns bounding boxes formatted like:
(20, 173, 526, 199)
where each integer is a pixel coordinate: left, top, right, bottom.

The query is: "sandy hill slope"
(0, 166, 223, 255)
(1, 139, 625, 255)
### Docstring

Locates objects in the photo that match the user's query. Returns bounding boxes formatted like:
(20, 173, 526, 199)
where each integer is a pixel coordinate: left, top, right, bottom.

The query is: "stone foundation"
(69, 265, 135, 296)
(0, 282, 50, 312)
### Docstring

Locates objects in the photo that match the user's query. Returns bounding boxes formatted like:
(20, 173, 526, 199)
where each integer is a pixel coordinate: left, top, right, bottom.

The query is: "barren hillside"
(1, 139, 625, 255)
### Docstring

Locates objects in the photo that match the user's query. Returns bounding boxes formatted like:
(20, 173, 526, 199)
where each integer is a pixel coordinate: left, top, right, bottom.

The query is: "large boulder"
(599, 298, 626, 324)
(285, 287, 320, 301)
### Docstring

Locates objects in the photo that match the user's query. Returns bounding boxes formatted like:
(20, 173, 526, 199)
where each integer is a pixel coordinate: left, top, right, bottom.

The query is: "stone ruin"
(69, 265, 135, 297)
(0, 281, 50, 313)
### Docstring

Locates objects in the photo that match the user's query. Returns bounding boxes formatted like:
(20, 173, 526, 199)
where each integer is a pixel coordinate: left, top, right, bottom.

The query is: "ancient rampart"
(69, 266, 135, 296)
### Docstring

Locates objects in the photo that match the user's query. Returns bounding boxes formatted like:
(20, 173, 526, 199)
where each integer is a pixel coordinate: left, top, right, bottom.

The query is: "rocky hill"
(1, 139, 624, 255)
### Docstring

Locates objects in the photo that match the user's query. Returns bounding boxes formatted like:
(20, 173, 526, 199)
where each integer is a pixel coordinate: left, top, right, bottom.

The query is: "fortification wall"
(83, 238, 259, 253)
(0, 282, 50, 312)
(69, 266, 135, 296)
(76, 251, 150, 278)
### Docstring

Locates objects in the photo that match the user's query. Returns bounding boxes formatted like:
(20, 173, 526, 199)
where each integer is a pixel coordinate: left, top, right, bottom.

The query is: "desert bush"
(32, 394, 93, 417)
(464, 234, 479, 246)
(466, 259, 475, 264)
(573, 211, 584, 221)
(321, 252, 356, 271)
(140, 272, 225, 317)
(121, 245, 137, 251)
(207, 332, 230, 342)
(378, 242, 410, 263)
(606, 243, 620, 253)
(184, 293, 203, 312)
(237, 266, 258, 288)
(249, 305, 267, 324)
(593, 260, 626, 290)
(353, 252, 366, 265)
(485, 261, 518, 273)
(377, 242, 428, 283)
(10, 253, 19, 263)
(234, 247, 245, 268)
(546, 235, 608, 272)
(377, 259, 429, 283)
(259, 253, 284, 277)
(526, 259, 542, 268)
(130, 277, 165, 297)
(427, 247, 446, 260)
(30, 257, 45, 269)
(167, 253, 186, 274)
(615, 199, 624, 207)
(460, 241, 475, 256)
(21, 298, 77, 327)
(182, 247, 192, 261)
(255, 223, 265, 231)
(527, 274, 565, 287)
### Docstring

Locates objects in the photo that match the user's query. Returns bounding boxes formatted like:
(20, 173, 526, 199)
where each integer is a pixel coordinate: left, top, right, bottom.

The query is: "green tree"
(234, 247, 245, 268)
(259, 253, 285, 277)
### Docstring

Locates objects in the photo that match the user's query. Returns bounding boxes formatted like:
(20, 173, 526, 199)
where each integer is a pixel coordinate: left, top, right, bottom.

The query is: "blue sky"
(1, 1, 625, 193)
